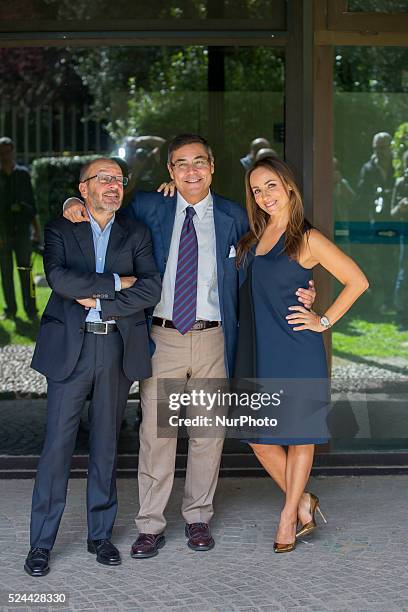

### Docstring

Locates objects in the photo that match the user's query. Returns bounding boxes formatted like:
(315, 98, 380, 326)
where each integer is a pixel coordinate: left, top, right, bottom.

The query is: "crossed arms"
(43, 222, 161, 317)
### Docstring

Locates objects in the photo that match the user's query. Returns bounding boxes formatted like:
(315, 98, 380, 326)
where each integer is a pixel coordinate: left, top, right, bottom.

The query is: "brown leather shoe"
(130, 533, 165, 558)
(185, 523, 215, 551)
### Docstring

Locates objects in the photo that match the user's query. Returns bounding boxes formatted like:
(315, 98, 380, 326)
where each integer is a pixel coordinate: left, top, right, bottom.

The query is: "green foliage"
(106, 46, 284, 157)
(71, 47, 161, 123)
(334, 91, 408, 185)
(334, 47, 408, 94)
(0, 254, 50, 346)
(0, 48, 89, 106)
(108, 47, 209, 142)
(31, 155, 99, 228)
(333, 47, 408, 183)
(224, 47, 284, 92)
(392, 122, 408, 177)
(333, 319, 408, 359)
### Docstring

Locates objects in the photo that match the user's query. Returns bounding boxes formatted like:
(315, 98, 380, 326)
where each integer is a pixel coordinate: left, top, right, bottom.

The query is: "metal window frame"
(0, 30, 288, 47)
(0, 17, 287, 33)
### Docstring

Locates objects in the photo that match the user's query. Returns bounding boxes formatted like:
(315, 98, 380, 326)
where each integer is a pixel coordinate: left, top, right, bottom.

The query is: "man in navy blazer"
(63, 135, 315, 557)
(25, 158, 161, 577)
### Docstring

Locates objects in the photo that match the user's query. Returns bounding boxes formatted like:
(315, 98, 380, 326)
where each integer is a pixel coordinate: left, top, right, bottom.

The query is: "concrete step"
(1, 451, 408, 478)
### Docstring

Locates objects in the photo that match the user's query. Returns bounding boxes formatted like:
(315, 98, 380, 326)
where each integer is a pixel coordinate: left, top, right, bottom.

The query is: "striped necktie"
(172, 206, 198, 334)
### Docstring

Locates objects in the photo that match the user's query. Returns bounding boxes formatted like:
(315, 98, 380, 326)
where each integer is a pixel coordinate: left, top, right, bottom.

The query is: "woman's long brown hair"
(236, 157, 309, 268)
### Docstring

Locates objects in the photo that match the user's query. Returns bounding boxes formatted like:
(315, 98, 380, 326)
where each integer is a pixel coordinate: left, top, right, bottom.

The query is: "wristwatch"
(319, 315, 331, 330)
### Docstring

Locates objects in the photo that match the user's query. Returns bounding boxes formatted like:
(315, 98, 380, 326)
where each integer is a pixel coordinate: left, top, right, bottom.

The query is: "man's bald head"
(79, 157, 124, 215)
(79, 157, 122, 183)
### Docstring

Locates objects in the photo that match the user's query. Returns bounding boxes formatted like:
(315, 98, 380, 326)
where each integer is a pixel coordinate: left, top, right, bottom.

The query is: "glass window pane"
(347, 0, 408, 12)
(0, 44, 284, 455)
(0, 0, 286, 21)
(332, 46, 408, 452)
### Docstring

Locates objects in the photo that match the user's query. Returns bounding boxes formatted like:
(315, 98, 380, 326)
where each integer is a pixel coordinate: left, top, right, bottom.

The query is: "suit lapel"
(104, 217, 128, 273)
(213, 193, 234, 304)
(72, 223, 96, 273)
(158, 195, 177, 263)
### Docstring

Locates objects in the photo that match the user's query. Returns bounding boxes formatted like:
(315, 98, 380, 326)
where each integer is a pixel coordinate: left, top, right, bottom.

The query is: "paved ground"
(1, 476, 408, 611)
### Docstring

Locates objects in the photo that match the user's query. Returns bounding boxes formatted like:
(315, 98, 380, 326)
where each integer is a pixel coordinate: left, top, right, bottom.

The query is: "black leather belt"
(85, 322, 118, 334)
(152, 317, 221, 331)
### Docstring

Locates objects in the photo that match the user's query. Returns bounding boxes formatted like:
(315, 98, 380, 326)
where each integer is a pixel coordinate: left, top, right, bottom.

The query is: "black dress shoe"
(24, 547, 50, 577)
(87, 539, 121, 566)
(185, 523, 215, 551)
(130, 533, 166, 558)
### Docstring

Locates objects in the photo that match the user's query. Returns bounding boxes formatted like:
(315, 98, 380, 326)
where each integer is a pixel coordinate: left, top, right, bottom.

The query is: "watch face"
(320, 316, 330, 327)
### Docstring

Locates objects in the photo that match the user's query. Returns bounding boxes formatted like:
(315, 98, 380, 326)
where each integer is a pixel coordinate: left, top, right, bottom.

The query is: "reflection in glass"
(347, 0, 408, 12)
(0, 44, 284, 431)
(0, 46, 284, 218)
(332, 46, 408, 451)
(0, 0, 283, 21)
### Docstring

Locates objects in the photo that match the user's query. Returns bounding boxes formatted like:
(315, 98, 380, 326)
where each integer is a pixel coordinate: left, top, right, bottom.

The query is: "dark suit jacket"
(124, 190, 249, 377)
(0, 165, 36, 237)
(31, 214, 161, 382)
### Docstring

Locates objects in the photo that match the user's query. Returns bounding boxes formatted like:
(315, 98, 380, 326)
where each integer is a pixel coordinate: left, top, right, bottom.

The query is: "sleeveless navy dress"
(248, 232, 329, 445)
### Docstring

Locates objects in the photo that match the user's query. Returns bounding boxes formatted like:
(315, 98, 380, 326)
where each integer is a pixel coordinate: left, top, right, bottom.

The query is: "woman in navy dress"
(237, 157, 368, 553)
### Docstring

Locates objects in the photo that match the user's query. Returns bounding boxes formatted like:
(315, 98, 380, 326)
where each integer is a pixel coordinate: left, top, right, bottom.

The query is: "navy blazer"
(31, 214, 161, 382)
(124, 190, 249, 377)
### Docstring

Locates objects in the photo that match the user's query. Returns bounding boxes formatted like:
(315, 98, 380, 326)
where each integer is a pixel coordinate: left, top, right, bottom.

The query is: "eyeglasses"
(81, 172, 129, 187)
(170, 157, 211, 171)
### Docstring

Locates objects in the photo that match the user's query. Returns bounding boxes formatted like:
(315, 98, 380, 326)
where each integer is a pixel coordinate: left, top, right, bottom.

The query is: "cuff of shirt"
(113, 273, 121, 291)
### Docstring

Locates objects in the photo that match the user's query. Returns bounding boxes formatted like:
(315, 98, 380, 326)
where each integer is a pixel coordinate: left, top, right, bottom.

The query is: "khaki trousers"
(136, 324, 226, 534)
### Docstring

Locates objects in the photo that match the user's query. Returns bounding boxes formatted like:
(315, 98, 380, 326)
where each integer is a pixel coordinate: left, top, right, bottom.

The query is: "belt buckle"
(195, 320, 205, 331)
(94, 322, 109, 335)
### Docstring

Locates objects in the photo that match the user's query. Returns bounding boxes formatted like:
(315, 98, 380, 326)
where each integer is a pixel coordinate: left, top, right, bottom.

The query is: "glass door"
(0, 43, 285, 456)
(332, 45, 408, 451)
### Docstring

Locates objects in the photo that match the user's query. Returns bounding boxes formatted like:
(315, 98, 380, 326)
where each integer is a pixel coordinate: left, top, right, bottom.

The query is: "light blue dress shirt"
(86, 210, 121, 323)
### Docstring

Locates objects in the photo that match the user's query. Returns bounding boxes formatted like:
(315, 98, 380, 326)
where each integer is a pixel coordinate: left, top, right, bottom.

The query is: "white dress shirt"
(154, 191, 221, 321)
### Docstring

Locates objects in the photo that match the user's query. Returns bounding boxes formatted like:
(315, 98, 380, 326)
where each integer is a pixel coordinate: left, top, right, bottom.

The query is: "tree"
(392, 122, 408, 177)
(0, 48, 88, 106)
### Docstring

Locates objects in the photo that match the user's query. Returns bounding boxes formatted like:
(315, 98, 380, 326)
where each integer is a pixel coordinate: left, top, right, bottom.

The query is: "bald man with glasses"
(24, 158, 161, 576)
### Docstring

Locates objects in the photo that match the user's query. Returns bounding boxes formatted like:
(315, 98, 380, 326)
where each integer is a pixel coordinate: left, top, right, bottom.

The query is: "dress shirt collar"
(86, 207, 115, 235)
(176, 190, 212, 221)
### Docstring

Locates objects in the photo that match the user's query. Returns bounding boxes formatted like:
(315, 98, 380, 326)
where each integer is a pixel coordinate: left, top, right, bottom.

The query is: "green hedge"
(31, 155, 99, 230)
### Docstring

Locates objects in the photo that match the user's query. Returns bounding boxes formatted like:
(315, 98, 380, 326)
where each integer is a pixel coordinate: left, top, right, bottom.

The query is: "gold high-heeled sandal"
(274, 521, 297, 553)
(296, 492, 327, 539)
(273, 540, 296, 553)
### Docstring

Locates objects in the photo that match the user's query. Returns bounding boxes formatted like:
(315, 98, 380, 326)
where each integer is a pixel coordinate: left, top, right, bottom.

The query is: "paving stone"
(1, 477, 408, 611)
